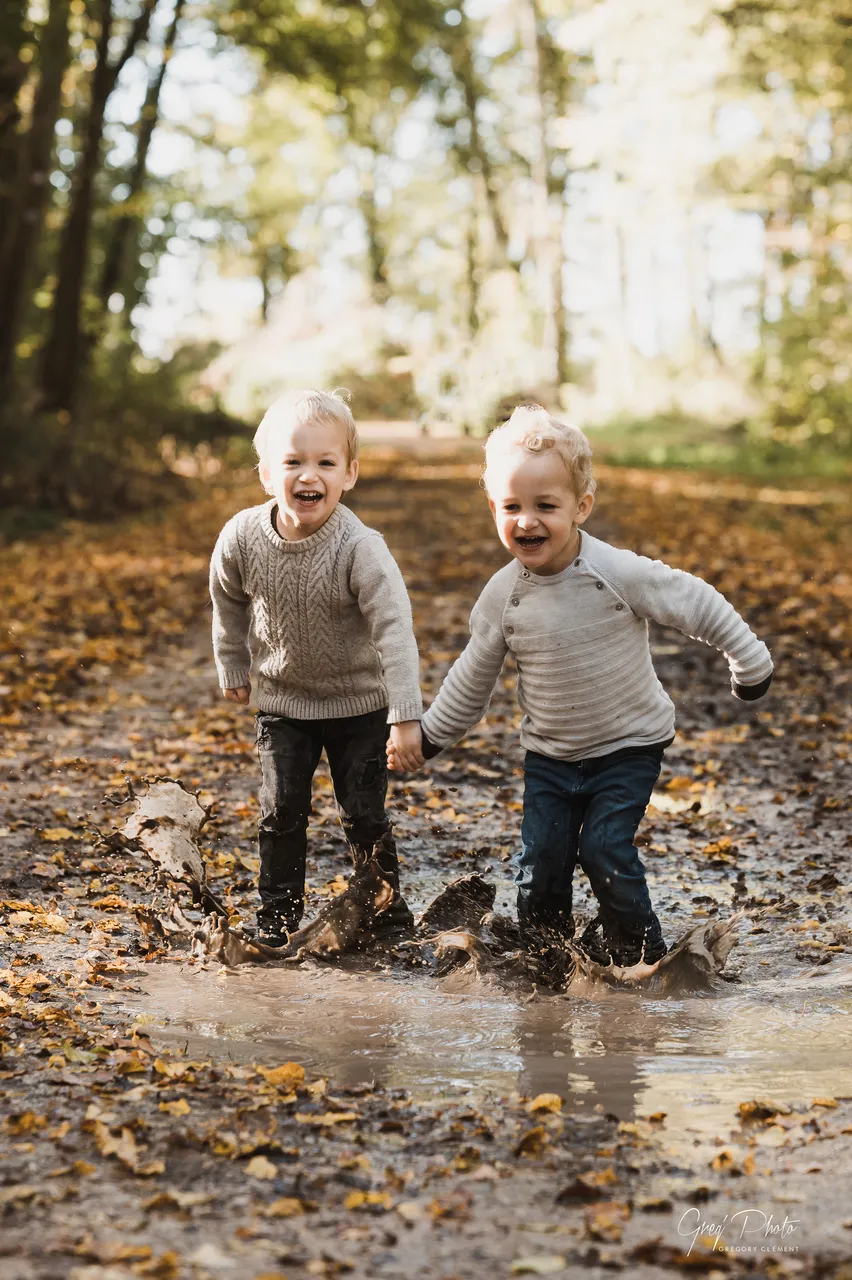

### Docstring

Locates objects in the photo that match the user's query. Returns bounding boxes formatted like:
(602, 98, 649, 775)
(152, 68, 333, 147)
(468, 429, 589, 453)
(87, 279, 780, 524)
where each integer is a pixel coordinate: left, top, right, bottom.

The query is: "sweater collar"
(261, 499, 346, 552)
(520, 530, 589, 584)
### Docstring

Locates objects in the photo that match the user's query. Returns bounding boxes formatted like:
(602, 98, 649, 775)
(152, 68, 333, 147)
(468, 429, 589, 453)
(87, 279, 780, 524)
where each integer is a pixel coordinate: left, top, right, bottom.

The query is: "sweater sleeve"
(348, 534, 423, 724)
(615, 552, 773, 691)
(209, 518, 253, 690)
(420, 579, 510, 748)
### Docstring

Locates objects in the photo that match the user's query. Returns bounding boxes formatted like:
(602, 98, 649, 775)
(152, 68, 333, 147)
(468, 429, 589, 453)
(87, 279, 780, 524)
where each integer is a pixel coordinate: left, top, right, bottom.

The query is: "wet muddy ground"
(1, 443, 851, 1278)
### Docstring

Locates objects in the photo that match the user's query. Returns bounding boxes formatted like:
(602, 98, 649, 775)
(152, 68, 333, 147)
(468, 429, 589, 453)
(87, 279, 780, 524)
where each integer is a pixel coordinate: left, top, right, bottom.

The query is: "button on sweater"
(209, 500, 422, 723)
(421, 530, 773, 761)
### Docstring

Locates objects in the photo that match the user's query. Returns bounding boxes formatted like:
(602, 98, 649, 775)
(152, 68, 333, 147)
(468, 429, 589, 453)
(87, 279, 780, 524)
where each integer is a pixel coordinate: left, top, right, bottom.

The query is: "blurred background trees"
(0, 0, 849, 517)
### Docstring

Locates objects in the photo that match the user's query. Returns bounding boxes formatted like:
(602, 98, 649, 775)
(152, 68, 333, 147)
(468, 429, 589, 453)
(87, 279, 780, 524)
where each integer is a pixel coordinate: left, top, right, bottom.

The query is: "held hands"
(223, 683, 251, 705)
(387, 720, 424, 773)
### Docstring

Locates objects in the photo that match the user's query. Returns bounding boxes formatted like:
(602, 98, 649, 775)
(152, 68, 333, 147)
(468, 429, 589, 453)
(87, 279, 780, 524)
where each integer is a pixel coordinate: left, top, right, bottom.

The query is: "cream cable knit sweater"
(210, 500, 422, 723)
(421, 530, 773, 761)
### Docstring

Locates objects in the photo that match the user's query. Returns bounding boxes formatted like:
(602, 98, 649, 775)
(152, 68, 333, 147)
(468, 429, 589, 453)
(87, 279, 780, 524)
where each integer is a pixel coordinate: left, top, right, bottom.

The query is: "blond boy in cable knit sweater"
(388, 407, 773, 969)
(210, 390, 424, 946)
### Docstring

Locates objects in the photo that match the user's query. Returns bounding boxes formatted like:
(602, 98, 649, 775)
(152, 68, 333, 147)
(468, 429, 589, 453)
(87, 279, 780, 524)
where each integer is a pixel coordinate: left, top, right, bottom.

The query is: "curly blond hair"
(253, 389, 358, 477)
(483, 405, 595, 499)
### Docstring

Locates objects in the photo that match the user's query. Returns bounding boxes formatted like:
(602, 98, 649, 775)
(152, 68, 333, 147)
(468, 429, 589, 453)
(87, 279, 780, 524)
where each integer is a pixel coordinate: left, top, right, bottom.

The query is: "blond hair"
(483, 405, 595, 499)
(253, 389, 358, 478)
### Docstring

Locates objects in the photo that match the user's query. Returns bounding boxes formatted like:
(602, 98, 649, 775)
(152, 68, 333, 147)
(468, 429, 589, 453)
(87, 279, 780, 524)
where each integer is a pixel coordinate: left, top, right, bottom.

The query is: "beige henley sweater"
(421, 530, 773, 761)
(209, 500, 422, 723)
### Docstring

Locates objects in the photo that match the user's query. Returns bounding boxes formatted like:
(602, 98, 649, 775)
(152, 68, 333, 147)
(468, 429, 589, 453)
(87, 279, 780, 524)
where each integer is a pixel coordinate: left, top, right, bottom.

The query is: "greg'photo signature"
(678, 1207, 800, 1255)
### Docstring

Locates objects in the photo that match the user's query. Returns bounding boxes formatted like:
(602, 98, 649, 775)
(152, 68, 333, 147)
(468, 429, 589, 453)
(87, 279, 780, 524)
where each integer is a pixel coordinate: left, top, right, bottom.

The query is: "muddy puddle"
(124, 957, 852, 1148)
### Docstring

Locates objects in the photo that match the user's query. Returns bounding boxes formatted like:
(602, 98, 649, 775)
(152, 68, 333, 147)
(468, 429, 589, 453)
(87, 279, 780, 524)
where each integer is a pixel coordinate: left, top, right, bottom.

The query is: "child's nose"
(516, 513, 539, 530)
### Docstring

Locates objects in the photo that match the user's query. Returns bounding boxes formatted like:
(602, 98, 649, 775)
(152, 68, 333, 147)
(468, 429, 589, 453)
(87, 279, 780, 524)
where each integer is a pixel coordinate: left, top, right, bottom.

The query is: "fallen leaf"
(584, 1200, 631, 1242)
(245, 1154, 278, 1180)
(526, 1093, 563, 1114)
(344, 1190, 393, 1212)
(510, 1256, 567, 1275)
(261, 1197, 306, 1218)
(158, 1098, 191, 1116)
(294, 1111, 359, 1126)
(514, 1125, 549, 1158)
(257, 1062, 305, 1090)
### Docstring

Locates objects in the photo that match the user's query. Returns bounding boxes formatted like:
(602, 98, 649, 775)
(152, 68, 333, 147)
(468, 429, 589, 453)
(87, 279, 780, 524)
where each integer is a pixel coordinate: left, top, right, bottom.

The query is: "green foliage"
(722, 0, 852, 452)
(0, 344, 246, 520)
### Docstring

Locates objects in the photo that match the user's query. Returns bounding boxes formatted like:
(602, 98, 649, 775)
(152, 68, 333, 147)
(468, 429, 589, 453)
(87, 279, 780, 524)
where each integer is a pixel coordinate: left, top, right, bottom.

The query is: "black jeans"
(517, 745, 666, 956)
(255, 708, 398, 930)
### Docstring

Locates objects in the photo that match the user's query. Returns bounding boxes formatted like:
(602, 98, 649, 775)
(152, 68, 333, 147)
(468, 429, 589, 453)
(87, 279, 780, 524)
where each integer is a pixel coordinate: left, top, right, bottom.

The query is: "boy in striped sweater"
(388, 407, 773, 968)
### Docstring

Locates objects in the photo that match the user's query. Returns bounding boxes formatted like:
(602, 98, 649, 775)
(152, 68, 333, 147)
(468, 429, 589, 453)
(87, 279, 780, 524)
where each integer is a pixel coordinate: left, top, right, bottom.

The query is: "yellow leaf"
(42, 912, 68, 934)
(513, 1125, 549, 1158)
(41, 827, 77, 841)
(294, 1111, 359, 1126)
(344, 1189, 393, 1212)
(159, 1098, 191, 1117)
(261, 1197, 305, 1218)
(584, 1200, 631, 1242)
(245, 1155, 277, 1180)
(152, 1059, 187, 1079)
(526, 1093, 563, 1114)
(257, 1062, 305, 1090)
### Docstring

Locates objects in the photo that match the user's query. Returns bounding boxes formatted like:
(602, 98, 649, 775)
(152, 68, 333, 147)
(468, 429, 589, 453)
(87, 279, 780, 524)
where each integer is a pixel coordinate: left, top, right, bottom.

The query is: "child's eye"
(319, 460, 336, 467)
(284, 459, 300, 467)
(502, 503, 520, 512)
(538, 503, 556, 511)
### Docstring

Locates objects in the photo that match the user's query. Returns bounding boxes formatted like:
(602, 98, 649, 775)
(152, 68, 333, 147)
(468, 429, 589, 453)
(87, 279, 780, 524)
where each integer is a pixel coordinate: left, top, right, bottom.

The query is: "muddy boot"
(609, 931, 668, 967)
(577, 917, 612, 967)
(518, 905, 575, 988)
(256, 898, 301, 949)
(371, 895, 415, 936)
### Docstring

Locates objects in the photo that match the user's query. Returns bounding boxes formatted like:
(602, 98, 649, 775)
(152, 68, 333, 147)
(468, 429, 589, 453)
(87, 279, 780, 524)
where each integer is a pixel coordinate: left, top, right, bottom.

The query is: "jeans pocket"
(357, 756, 385, 791)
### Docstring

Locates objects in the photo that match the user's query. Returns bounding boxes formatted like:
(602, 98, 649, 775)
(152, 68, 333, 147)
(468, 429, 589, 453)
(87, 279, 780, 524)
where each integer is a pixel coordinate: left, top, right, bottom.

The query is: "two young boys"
(210, 391, 773, 963)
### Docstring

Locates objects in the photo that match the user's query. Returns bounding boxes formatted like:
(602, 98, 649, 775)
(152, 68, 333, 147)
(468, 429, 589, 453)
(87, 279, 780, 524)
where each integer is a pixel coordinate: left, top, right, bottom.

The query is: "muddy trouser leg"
(323, 708, 400, 892)
(255, 712, 323, 932)
(515, 750, 583, 938)
(577, 747, 666, 964)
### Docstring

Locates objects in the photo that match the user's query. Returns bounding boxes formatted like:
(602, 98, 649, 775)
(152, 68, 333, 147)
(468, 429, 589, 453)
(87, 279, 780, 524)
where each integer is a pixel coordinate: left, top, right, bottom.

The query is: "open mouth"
(294, 491, 323, 506)
(515, 535, 547, 550)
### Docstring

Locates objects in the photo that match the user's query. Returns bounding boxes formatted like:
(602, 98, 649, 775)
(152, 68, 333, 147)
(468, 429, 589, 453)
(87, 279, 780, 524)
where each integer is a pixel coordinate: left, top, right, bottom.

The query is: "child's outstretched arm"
(349, 532, 423, 730)
(209, 519, 252, 702)
(616, 553, 773, 698)
(416, 582, 510, 761)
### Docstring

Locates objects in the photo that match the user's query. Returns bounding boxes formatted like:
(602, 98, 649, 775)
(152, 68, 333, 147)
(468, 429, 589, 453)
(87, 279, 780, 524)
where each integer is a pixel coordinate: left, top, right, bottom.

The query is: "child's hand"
(388, 720, 424, 772)
(224, 683, 251, 705)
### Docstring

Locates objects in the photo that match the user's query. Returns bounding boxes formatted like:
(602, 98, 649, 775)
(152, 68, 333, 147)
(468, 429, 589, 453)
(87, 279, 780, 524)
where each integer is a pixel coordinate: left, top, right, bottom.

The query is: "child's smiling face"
(260, 418, 358, 538)
(486, 449, 594, 575)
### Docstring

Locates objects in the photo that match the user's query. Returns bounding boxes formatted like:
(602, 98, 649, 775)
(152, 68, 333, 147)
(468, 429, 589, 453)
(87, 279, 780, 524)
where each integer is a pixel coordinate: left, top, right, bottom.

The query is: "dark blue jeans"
(255, 708, 398, 931)
(516, 745, 666, 954)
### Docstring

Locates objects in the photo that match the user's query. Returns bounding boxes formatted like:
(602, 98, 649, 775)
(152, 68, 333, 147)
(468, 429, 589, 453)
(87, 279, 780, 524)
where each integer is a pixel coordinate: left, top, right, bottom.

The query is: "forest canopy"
(0, 0, 850, 516)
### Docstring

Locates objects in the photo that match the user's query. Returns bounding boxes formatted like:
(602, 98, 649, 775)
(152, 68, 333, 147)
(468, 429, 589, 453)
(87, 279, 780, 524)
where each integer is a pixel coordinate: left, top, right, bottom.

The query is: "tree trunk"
(517, 0, 571, 387)
(0, 1, 28, 258)
(465, 192, 480, 336)
(39, 0, 156, 413)
(359, 147, 389, 303)
(97, 0, 183, 316)
(449, 13, 512, 269)
(0, 0, 71, 402)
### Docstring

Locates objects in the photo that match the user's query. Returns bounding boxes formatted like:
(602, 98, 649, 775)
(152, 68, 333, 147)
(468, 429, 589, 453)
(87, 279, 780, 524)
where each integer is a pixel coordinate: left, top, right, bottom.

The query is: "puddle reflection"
(129, 960, 852, 1138)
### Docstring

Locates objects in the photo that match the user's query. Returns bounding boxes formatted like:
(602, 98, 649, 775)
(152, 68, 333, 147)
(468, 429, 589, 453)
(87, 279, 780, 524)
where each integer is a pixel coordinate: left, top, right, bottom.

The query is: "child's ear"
(258, 461, 274, 495)
(576, 492, 595, 525)
(488, 497, 496, 518)
(342, 459, 359, 492)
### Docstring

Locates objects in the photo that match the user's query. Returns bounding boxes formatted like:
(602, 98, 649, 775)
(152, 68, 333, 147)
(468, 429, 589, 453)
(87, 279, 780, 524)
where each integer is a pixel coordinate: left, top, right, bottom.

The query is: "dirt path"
(2, 446, 852, 1279)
